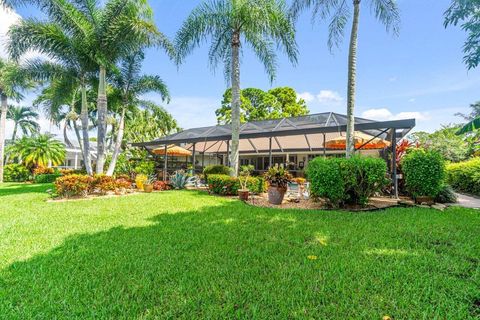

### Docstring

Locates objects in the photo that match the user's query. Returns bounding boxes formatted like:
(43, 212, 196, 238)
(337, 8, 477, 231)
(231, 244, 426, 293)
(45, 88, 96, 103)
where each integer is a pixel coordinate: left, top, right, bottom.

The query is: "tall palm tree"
(68, 0, 172, 174)
(0, 58, 33, 182)
(5, 0, 171, 174)
(7, 106, 40, 141)
(106, 51, 170, 176)
(8, 13, 97, 175)
(291, 0, 400, 157)
(7, 133, 66, 167)
(175, 0, 298, 176)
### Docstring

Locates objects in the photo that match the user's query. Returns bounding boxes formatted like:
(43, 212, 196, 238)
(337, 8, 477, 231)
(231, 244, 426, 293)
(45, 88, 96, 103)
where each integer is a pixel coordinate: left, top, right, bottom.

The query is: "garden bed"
(244, 194, 402, 211)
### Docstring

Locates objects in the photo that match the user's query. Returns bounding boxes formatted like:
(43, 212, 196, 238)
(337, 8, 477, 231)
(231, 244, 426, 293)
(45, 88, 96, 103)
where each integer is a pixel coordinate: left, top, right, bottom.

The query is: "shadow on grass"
(0, 183, 51, 197)
(0, 199, 478, 318)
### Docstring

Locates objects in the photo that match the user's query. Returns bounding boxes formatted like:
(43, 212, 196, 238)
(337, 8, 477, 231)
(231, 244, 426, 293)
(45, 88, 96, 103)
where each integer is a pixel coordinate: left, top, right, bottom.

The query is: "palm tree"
(7, 134, 66, 168)
(291, 0, 400, 157)
(67, 0, 172, 174)
(8, 12, 97, 175)
(106, 51, 170, 176)
(175, 0, 298, 176)
(5, 0, 171, 174)
(7, 106, 40, 141)
(0, 58, 33, 182)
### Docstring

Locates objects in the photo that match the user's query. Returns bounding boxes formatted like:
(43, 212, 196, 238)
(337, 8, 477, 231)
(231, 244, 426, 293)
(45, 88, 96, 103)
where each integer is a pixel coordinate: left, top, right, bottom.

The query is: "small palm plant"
(7, 134, 66, 168)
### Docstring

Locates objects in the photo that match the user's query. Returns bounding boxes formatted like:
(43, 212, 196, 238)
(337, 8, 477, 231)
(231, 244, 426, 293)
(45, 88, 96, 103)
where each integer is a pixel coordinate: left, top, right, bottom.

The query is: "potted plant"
(264, 165, 292, 205)
(143, 175, 155, 193)
(238, 165, 254, 201)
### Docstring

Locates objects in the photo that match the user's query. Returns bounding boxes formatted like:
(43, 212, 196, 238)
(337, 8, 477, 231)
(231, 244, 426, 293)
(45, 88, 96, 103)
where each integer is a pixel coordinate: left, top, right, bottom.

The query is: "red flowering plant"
(54, 174, 95, 198)
(153, 180, 171, 191)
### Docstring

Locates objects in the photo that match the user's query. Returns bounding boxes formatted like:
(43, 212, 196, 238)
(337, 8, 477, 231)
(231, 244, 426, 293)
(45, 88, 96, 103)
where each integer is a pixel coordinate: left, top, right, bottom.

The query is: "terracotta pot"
(238, 189, 249, 201)
(143, 184, 153, 193)
(415, 196, 433, 205)
(268, 186, 286, 205)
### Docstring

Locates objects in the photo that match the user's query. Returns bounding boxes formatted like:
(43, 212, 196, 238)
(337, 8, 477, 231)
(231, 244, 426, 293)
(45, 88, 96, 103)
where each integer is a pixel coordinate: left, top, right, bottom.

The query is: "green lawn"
(0, 183, 479, 319)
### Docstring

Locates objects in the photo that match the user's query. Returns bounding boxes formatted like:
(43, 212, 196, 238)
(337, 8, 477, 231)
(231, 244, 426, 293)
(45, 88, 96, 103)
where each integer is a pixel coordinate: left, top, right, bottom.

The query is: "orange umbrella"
(152, 145, 192, 156)
(325, 133, 391, 150)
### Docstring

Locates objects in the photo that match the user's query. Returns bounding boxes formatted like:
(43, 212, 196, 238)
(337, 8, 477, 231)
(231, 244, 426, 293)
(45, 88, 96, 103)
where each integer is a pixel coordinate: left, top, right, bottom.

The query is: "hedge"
(401, 149, 445, 198)
(207, 174, 266, 195)
(306, 156, 388, 207)
(446, 157, 480, 196)
(34, 173, 62, 184)
(203, 165, 231, 180)
(4, 164, 30, 182)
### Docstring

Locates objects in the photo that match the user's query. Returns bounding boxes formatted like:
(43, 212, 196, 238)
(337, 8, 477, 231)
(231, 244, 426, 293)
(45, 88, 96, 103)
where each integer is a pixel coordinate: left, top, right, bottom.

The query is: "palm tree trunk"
(4, 122, 18, 165)
(80, 84, 93, 175)
(346, 0, 360, 158)
(229, 31, 241, 177)
(96, 65, 108, 174)
(106, 106, 126, 176)
(0, 93, 8, 183)
(63, 121, 73, 147)
(73, 121, 84, 156)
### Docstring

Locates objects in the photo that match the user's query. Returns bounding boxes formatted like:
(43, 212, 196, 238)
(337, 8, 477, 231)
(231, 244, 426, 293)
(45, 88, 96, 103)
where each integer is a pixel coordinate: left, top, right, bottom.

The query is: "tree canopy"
(445, 0, 480, 69)
(215, 86, 309, 124)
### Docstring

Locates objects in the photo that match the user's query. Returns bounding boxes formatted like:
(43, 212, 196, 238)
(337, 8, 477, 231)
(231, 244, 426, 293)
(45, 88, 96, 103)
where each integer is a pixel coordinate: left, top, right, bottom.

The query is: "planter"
(143, 184, 153, 193)
(415, 196, 433, 205)
(268, 186, 287, 205)
(238, 189, 249, 201)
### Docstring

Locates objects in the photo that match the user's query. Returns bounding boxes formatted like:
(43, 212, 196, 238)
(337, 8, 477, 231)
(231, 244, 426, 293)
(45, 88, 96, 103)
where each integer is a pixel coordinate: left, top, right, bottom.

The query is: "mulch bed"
(244, 194, 403, 211)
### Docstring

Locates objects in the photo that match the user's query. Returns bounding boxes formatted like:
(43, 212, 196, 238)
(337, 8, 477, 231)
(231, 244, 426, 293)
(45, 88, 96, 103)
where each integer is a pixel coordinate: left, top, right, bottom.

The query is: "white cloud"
(361, 108, 430, 122)
(0, 6, 21, 59)
(317, 90, 343, 105)
(297, 92, 315, 103)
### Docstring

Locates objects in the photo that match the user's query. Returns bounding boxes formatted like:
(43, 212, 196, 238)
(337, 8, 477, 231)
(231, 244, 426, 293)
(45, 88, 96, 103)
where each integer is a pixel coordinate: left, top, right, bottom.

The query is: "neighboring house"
(54, 137, 97, 170)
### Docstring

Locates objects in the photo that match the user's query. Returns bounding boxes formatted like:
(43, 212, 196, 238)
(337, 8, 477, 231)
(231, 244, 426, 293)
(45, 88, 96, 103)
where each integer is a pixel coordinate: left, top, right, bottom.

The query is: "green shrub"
(203, 165, 231, 180)
(207, 174, 266, 195)
(446, 158, 480, 195)
(134, 161, 155, 176)
(435, 184, 458, 204)
(4, 164, 30, 182)
(402, 149, 445, 198)
(54, 174, 95, 198)
(306, 157, 345, 207)
(34, 173, 62, 184)
(306, 156, 388, 207)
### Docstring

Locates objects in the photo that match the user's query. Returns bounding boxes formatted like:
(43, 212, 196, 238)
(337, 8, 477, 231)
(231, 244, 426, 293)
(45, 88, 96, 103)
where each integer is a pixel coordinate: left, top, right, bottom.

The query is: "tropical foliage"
(291, 0, 400, 157)
(411, 126, 471, 162)
(7, 134, 66, 167)
(215, 87, 309, 124)
(175, 0, 298, 175)
(446, 157, 480, 196)
(445, 0, 480, 69)
(0, 58, 34, 182)
(7, 106, 39, 140)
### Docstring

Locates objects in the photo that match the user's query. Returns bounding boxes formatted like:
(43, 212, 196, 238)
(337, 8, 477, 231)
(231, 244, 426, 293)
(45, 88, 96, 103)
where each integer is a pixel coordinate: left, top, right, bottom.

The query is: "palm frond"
(457, 117, 480, 135)
(370, 0, 400, 35)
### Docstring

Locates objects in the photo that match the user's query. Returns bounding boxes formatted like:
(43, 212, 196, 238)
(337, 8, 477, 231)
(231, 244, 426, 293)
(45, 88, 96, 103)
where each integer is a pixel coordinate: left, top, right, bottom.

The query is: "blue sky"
(1, 0, 479, 135)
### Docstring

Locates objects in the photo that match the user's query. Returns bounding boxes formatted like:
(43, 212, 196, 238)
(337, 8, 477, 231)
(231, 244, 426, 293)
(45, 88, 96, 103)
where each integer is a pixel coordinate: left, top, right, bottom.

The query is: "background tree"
(291, 0, 400, 157)
(175, 0, 298, 175)
(411, 125, 471, 162)
(445, 0, 480, 69)
(7, 133, 66, 168)
(123, 102, 179, 144)
(216, 86, 309, 124)
(0, 58, 33, 182)
(5, 0, 172, 174)
(106, 51, 170, 176)
(7, 106, 39, 141)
